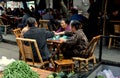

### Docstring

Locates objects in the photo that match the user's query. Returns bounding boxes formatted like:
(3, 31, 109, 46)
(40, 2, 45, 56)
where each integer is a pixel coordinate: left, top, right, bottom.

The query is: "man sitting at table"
(59, 20, 89, 59)
(23, 17, 56, 62)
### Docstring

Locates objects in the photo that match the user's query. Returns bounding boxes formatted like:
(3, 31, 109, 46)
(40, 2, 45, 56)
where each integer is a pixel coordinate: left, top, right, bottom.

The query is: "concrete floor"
(0, 42, 19, 60)
(0, 34, 120, 78)
(0, 34, 120, 63)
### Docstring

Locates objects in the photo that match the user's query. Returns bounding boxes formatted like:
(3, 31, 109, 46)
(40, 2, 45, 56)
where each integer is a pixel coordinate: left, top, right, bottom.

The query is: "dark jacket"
(70, 14, 88, 23)
(23, 27, 54, 60)
(66, 29, 88, 51)
(62, 29, 89, 58)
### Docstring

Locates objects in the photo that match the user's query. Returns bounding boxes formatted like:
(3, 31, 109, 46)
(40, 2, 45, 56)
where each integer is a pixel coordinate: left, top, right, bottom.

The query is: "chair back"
(81, 35, 100, 58)
(114, 24, 120, 34)
(16, 38, 44, 66)
(39, 20, 49, 29)
(0, 19, 4, 25)
(0, 18, 9, 25)
(13, 28, 22, 38)
(0, 18, 10, 35)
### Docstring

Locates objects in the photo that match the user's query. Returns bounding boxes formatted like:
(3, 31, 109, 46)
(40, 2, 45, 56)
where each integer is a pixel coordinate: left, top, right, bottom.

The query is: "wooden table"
(54, 59, 74, 72)
(0, 67, 52, 78)
(47, 39, 63, 52)
(110, 20, 120, 23)
(47, 39, 63, 44)
(39, 20, 49, 29)
(47, 39, 63, 59)
(32, 67, 52, 78)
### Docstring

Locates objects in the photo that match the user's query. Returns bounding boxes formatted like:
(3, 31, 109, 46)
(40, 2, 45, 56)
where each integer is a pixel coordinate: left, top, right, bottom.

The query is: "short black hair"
(60, 19, 70, 24)
(71, 8, 78, 14)
(71, 20, 82, 29)
(27, 17, 36, 27)
(46, 8, 53, 13)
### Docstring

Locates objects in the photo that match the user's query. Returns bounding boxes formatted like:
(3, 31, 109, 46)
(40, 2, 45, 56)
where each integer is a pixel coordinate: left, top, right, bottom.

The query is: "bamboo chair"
(39, 20, 49, 29)
(13, 28, 22, 59)
(12, 28, 22, 38)
(72, 35, 100, 71)
(108, 24, 120, 49)
(16, 38, 54, 68)
(0, 18, 10, 35)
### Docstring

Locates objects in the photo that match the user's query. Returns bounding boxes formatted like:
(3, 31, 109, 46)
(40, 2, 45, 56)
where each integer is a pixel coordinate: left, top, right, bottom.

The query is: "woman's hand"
(53, 31, 65, 35)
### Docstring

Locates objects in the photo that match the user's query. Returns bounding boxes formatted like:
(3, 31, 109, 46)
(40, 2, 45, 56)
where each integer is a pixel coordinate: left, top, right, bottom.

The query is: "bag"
(96, 69, 115, 78)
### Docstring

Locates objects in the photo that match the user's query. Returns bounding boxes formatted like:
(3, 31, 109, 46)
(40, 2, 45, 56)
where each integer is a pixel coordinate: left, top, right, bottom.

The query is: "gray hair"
(27, 17, 36, 27)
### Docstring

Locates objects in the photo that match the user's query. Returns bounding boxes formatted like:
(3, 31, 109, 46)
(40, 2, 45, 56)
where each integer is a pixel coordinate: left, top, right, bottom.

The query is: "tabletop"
(47, 35, 68, 44)
(110, 20, 120, 23)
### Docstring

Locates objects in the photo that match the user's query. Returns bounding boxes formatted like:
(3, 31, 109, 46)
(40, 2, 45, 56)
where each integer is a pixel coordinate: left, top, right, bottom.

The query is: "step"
(2, 34, 17, 45)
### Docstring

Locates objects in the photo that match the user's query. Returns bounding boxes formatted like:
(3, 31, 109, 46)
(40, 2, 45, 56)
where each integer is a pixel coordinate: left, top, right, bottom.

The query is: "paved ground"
(0, 42, 19, 60)
(0, 34, 120, 77)
(95, 46, 120, 63)
(0, 34, 120, 63)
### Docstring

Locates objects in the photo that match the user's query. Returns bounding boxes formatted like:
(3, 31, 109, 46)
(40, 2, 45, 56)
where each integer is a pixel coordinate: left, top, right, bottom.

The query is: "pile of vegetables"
(2, 60, 39, 78)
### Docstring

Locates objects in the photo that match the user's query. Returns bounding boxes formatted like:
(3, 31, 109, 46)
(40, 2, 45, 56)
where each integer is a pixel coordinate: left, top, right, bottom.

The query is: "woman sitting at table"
(59, 20, 89, 59)
(56, 19, 71, 33)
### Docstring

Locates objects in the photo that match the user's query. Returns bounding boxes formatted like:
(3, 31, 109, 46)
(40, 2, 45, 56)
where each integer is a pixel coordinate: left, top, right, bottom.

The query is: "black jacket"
(23, 27, 54, 60)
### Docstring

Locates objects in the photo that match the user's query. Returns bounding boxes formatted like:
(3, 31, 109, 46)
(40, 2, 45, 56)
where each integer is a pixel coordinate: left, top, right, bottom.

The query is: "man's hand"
(59, 38, 66, 43)
(53, 31, 58, 35)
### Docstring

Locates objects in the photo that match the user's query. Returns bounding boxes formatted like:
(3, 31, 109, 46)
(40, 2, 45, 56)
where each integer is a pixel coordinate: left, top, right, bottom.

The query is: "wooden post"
(103, 0, 108, 35)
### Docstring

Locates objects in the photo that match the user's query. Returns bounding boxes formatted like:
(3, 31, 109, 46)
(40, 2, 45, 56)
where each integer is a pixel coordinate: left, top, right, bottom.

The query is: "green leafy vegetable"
(2, 60, 39, 78)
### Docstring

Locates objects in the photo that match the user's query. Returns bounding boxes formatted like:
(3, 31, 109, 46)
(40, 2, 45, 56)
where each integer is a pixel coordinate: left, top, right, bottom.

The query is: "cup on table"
(59, 54, 64, 61)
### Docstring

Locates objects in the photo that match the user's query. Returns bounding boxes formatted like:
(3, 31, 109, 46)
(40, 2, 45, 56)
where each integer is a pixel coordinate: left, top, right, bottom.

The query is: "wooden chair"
(108, 24, 120, 49)
(39, 20, 49, 29)
(72, 35, 100, 71)
(54, 59, 74, 72)
(12, 28, 22, 38)
(13, 28, 22, 59)
(0, 18, 10, 35)
(16, 37, 54, 68)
